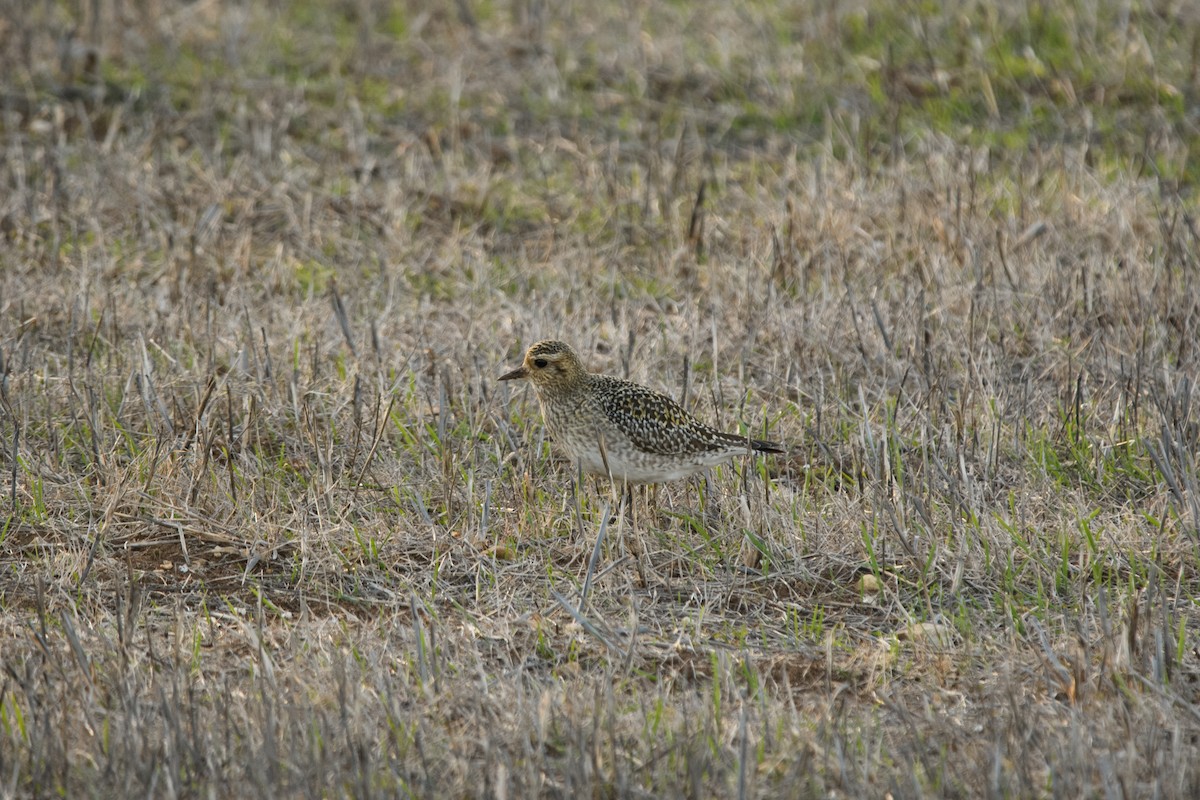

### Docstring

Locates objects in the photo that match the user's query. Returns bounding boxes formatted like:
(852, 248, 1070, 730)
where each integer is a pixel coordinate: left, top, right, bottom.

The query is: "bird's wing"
(592, 376, 741, 456)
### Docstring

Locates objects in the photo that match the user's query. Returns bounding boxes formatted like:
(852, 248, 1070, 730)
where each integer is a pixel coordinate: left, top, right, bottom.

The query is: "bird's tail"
(750, 437, 785, 454)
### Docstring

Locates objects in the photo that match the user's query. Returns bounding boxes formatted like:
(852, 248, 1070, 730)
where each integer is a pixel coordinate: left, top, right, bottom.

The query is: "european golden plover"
(499, 340, 784, 484)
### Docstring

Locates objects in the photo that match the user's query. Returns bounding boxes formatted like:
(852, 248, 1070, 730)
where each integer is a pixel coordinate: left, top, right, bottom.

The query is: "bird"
(499, 340, 784, 484)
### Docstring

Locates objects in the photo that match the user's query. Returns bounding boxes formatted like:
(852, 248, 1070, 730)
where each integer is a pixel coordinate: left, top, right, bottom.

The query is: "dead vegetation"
(1, 0, 1199, 796)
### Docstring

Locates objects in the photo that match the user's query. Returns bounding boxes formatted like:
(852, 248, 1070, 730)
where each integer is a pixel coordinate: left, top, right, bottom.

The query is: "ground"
(1, 0, 1199, 797)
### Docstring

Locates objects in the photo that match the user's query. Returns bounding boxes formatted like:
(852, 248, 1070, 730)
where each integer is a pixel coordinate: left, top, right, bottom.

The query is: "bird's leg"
(571, 462, 587, 541)
(627, 482, 637, 530)
(621, 482, 640, 550)
(597, 433, 623, 526)
(622, 482, 651, 587)
(701, 471, 721, 542)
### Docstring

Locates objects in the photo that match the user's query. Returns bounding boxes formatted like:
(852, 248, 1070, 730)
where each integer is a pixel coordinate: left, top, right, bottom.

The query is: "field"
(3, 0, 1200, 797)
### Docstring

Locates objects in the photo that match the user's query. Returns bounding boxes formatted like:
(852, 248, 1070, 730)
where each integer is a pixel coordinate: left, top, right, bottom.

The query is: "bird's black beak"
(499, 365, 527, 381)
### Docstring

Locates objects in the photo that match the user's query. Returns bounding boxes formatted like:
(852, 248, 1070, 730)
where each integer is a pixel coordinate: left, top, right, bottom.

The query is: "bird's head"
(499, 340, 588, 391)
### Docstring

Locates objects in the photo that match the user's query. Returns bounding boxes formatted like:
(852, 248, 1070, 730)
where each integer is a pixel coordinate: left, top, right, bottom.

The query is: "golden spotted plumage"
(500, 340, 783, 484)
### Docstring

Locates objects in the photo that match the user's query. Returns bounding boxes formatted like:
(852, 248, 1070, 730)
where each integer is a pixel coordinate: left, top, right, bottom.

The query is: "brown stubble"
(0, 1, 1198, 797)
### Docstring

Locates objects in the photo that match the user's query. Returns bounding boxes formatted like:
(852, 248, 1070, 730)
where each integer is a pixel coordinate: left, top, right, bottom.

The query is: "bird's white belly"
(571, 447, 727, 484)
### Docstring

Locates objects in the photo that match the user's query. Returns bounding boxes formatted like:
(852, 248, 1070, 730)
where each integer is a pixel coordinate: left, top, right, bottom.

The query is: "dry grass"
(2, 0, 1200, 797)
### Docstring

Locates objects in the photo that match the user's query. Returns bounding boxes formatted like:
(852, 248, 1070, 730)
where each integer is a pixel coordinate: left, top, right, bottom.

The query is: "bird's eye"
(533, 358, 548, 369)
